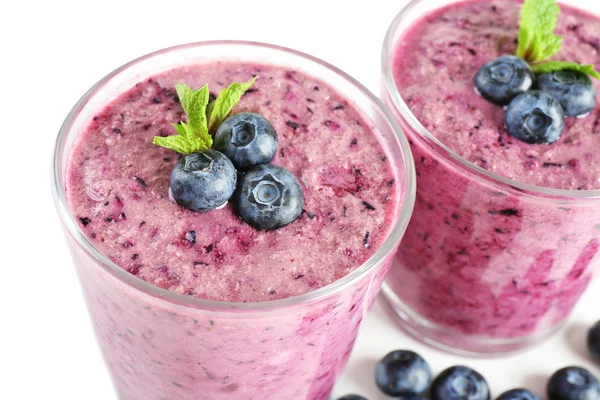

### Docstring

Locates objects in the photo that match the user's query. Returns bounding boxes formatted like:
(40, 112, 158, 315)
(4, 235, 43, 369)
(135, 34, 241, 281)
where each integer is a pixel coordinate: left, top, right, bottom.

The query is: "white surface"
(1, 0, 599, 399)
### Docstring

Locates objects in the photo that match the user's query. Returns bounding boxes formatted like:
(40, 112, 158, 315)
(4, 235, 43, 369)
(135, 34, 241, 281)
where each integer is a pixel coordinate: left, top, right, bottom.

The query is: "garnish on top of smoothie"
(474, 0, 600, 144)
(152, 78, 303, 230)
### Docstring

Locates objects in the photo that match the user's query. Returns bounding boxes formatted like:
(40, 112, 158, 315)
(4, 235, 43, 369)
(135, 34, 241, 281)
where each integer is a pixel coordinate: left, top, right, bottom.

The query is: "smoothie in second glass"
(57, 43, 413, 399)
(383, 0, 600, 353)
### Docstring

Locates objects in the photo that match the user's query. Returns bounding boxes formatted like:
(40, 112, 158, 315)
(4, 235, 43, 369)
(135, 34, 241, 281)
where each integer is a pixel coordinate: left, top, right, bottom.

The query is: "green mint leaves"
(516, 0, 562, 63)
(208, 76, 257, 134)
(532, 61, 600, 79)
(515, 0, 600, 80)
(152, 77, 257, 154)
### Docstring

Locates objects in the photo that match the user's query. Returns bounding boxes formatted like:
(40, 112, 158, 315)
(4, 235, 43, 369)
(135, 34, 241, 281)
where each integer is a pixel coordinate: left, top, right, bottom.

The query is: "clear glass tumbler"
(52, 41, 416, 400)
(381, 0, 600, 355)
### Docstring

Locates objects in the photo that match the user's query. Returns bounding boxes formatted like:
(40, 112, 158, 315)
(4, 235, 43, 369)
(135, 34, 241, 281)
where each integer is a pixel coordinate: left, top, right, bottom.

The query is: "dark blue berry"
(375, 350, 432, 396)
(234, 164, 303, 230)
(589, 320, 600, 363)
(337, 395, 368, 400)
(505, 91, 564, 144)
(474, 56, 534, 105)
(547, 367, 600, 400)
(213, 112, 278, 169)
(431, 366, 490, 400)
(170, 149, 236, 212)
(535, 70, 596, 117)
(497, 389, 541, 400)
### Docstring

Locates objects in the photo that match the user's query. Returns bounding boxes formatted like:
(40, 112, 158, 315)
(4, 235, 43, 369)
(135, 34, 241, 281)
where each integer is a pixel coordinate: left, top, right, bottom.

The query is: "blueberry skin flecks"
(214, 112, 278, 169)
(431, 366, 490, 400)
(170, 149, 237, 212)
(589, 320, 600, 363)
(505, 91, 565, 144)
(547, 367, 600, 400)
(375, 350, 432, 396)
(337, 395, 368, 400)
(474, 56, 534, 105)
(234, 164, 304, 230)
(535, 70, 597, 117)
(497, 388, 541, 400)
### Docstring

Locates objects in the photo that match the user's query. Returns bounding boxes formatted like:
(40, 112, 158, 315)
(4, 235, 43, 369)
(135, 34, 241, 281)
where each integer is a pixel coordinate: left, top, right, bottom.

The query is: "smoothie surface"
(393, 0, 600, 190)
(67, 62, 399, 302)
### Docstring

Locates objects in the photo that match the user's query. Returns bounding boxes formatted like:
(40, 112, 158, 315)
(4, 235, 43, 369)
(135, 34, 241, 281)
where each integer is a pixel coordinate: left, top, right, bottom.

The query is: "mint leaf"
(516, 0, 562, 63)
(152, 84, 211, 154)
(152, 135, 206, 155)
(207, 77, 257, 133)
(174, 84, 212, 147)
(532, 61, 600, 79)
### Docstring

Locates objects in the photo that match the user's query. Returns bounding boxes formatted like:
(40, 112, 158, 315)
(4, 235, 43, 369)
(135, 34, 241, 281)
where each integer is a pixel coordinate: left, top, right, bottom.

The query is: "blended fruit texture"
(67, 63, 398, 302)
(387, 0, 600, 344)
(65, 61, 401, 399)
(394, 0, 600, 190)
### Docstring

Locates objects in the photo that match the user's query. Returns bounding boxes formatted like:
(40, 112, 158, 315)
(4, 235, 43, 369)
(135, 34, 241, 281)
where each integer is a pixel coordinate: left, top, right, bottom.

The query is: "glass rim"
(52, 40, 417, 312)
(382, 0, 600, 199)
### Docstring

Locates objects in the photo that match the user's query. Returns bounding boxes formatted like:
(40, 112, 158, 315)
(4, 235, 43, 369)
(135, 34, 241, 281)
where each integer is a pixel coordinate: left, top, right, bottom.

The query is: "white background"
(1, 0, 600, 399)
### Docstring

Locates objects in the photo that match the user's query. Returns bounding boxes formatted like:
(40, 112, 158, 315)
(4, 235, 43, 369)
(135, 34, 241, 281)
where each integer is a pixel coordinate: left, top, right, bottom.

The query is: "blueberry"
(336, 395, 368, 400)
(497, 389, 541, 400)
(589, 320, 600, 363)
(535, 70, 596, 117)
(431, 366, 490, 400)
(505, 91, 565, 144)
(375, 350, 432, 396)
(213, 112, 278, 169)
(547, 367, 600, 400)
(474, 56, 534, 105)
(170, 149, 236, 212)
(234, 164, 303, 230)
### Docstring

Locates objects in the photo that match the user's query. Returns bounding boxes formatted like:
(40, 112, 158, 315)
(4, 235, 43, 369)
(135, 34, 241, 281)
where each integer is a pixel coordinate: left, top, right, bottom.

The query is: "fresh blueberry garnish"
(474, 56, 534, 105)
(497, 389, 541, 400)
(547, 366, 600, 400)
(214, 112, 278, 169)
(336, 395, 368, 400)
(505, 91, 565, 144)
(431, 366, 490, 400)
(589, 320, 600, 363)
(234, 164, 303, 230)
(375, 350, 432, 396)
(535, 70, 596, 117)
(170, 149, 236, 212)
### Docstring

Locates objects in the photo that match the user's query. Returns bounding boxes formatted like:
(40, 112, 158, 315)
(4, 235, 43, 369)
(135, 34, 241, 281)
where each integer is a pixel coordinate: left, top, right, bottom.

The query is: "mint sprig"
(532, 61, 600, 79)
(152, 77, 257, 154)
(516, 0, 562, 63)
(515, 0, 600, 80)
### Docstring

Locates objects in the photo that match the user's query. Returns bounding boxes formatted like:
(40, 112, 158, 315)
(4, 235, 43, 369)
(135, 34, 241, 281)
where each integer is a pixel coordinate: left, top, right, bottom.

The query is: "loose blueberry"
(375, 350, 432, 396)
(589, 320, 600, 363)
(234, 164, 303, 230)
(535, 70, 596, 117)
(474, 56, 534, 105)
(547, 367, 600, 400)
(497, 389, 541, 400)
(505, 91, 565, 144)
(431, 366, 490, 400)
(170, 149, 236, 212)
(213, 112, 278, 169)
(337, 395, 368, 400)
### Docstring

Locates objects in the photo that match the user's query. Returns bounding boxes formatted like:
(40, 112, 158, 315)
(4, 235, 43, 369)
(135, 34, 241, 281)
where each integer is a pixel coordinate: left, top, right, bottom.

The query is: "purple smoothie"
(384, 0, 600, 352)
(60, 45, 408, 399)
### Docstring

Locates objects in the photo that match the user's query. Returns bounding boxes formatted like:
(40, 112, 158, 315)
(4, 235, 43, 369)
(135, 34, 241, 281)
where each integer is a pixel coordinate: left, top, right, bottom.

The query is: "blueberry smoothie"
(56, 43, 411, 399)
(383, 0, 600, 353)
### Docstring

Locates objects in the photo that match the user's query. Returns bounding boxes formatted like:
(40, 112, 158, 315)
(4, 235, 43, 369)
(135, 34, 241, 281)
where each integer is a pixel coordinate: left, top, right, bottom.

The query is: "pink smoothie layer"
(387, 0, 600, 345)
(67, 63, 399, 303)
(394, 0, 600, 190)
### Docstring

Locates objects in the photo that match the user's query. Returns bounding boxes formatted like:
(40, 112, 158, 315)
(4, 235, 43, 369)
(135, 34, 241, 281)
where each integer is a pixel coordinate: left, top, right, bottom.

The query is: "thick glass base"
(380, 282, 563, 357)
